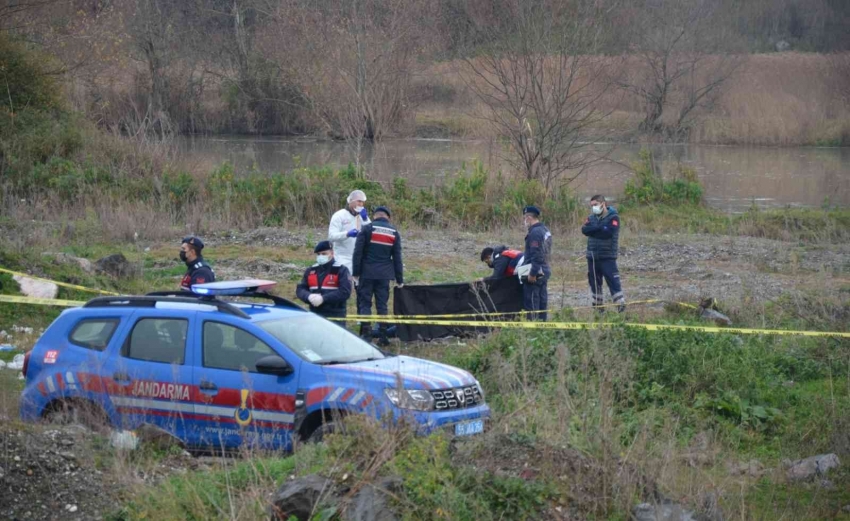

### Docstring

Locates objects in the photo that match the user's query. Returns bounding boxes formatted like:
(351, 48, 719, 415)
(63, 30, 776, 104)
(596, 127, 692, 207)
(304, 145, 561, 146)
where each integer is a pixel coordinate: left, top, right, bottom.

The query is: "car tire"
(306, 421, 345, 443)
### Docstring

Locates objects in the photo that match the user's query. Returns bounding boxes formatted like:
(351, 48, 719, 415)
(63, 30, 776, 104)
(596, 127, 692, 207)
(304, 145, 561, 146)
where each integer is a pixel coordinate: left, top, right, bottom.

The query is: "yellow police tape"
(3, 294, 848, 339)
(328, 315, 850, 338)
(344, 299, 694, 320)
(0, 267, 120, 296)
(0, 294, 87, 307)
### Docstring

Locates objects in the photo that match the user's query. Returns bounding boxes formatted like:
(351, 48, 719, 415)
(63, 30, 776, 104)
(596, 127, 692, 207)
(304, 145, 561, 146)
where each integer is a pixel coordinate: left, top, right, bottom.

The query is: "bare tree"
(259, 0, 429, 148)
(617, 0, 743, 138)
(456, 0, 622, 191)
(120, 0, 185, 138)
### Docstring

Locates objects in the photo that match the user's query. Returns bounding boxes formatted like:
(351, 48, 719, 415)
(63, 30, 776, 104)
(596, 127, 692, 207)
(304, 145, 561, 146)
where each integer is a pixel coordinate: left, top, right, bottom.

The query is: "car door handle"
(112, 372, 130, 382)
(200, 381, 218, 391)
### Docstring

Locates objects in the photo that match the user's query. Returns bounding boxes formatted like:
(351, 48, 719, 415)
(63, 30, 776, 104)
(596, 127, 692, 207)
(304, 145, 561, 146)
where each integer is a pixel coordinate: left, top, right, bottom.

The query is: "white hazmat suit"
(328, 190, 370, 273)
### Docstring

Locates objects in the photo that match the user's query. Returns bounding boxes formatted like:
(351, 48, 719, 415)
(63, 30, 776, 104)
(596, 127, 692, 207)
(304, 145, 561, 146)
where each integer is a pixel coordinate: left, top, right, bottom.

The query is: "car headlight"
(475, 380, 485, 402)
(384, 388, 434, 411)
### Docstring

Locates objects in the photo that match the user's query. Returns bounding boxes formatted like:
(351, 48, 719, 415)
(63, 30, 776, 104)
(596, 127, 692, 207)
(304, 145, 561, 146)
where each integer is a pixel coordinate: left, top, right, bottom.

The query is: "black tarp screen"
(392, 277, 524, 341)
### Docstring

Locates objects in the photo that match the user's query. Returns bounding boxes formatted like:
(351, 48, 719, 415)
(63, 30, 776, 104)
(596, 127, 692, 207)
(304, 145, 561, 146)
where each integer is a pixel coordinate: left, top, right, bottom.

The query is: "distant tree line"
(2, 0, 848, 190)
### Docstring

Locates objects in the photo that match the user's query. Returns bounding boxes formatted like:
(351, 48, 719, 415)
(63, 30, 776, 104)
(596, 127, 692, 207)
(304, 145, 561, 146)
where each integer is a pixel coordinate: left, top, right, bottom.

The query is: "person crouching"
(296, 241, 352, 322)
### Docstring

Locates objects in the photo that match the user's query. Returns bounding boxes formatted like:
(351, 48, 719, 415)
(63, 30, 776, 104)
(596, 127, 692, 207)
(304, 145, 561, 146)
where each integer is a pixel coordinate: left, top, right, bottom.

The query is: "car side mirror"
(256, 355, 294, 376)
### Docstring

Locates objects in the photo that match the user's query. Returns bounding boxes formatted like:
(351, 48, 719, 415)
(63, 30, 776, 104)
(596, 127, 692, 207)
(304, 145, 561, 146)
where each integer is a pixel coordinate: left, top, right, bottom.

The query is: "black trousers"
(357, 278, 390, 334)
(587, 258, 624, 309)
(522, 267, 550, 321)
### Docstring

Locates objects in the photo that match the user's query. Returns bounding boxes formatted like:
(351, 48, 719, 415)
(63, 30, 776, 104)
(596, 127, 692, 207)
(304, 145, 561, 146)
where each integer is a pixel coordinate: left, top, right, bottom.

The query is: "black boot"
(359, 323, 372, 342)
(377, 326, 390, 347)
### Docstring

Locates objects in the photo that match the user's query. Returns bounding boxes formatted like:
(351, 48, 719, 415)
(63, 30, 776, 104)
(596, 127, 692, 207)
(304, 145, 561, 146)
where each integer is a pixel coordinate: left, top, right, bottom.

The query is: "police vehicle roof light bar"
(190, 279, 277, 296)
(146, 279, 303, 311)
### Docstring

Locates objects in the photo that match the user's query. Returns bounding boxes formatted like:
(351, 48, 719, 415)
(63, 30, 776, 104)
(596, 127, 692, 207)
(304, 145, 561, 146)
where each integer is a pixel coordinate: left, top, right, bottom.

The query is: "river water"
(175, 136, 850, 212)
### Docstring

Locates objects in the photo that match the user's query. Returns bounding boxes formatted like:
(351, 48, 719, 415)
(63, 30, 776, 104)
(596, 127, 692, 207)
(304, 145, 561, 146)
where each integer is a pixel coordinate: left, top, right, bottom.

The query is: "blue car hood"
(322, 355, 477, 390)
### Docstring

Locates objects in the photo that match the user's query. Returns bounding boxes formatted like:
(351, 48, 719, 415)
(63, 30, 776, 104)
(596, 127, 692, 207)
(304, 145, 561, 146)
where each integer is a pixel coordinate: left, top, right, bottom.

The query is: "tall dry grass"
(417, 53, 850, 145)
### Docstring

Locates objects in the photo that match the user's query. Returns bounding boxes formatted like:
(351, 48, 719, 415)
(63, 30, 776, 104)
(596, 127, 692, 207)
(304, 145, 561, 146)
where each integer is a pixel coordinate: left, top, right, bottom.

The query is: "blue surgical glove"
(359, 208, 368, 220)
(347, 229, 358, 238)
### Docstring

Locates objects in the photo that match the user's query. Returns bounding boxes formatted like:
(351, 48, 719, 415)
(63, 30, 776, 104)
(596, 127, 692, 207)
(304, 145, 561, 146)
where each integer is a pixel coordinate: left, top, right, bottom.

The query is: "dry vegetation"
(1, 0, 848, 148)
(419, 52, 850, 146)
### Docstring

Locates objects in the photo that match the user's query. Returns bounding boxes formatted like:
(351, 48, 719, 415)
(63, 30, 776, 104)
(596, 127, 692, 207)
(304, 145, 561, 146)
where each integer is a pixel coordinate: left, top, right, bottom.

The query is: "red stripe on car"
(307, 387, 332, 406)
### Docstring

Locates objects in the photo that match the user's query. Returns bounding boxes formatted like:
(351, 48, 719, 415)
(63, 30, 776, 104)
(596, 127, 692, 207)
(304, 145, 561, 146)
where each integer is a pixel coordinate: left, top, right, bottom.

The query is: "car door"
(102, 310, 197, 443)
(192, 316, 300, 451)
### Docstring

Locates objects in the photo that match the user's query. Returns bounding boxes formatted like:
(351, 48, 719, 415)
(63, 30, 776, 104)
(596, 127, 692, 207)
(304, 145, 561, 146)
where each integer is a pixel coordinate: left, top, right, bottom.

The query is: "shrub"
(0, 35, 61, 112)
(624, 147, 703, 206)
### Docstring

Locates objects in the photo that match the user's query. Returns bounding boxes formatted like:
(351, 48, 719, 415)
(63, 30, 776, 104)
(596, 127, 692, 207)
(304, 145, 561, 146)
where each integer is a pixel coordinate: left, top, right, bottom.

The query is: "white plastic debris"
(0, 360, 6, 369)
(0, 344, 16, 351)
(12, 325, 34, 335)
(109, 430, 139, 450)
(6, 353, 24, 370)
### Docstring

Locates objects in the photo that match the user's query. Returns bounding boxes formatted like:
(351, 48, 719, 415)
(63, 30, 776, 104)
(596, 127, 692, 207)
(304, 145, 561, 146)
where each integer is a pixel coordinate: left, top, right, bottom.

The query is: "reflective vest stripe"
(307, 270, 340, 292)
(500, 250, 522, 276)
(371, 232, 395, 246)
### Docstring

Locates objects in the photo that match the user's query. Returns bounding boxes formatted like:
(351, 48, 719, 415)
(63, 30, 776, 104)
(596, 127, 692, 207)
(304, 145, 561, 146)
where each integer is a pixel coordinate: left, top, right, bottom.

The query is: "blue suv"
(19, 281, 489, 450)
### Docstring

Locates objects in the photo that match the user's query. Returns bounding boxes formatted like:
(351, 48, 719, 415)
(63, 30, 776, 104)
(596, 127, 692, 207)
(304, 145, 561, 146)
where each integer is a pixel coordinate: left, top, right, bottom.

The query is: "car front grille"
(431, 385, 483, 410)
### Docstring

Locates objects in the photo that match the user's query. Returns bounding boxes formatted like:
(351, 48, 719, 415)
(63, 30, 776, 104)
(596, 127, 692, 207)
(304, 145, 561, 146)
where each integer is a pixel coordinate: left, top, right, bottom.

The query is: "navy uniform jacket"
(296, 261, 352, 317)
(352, 218, 404, 283)
(581, 206, 620, 260)
(524, 223, 552, 276)
(180, 257, 215, 290)
(487, 246, 523, 279)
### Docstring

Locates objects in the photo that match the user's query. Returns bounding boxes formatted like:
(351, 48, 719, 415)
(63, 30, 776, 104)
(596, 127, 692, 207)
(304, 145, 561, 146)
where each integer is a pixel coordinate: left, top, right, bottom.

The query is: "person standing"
(179, 236, 215, 291)
(581, 195, 625, 313)
(296, 241, 352, 322)
(521, 206, 552, 321)
(352, 206, 403, 346)
(328, 190, 370, 273)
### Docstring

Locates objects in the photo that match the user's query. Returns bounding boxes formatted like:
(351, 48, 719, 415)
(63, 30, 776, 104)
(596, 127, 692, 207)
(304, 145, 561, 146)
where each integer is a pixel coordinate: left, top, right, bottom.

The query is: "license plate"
(454, 419, 484, 437)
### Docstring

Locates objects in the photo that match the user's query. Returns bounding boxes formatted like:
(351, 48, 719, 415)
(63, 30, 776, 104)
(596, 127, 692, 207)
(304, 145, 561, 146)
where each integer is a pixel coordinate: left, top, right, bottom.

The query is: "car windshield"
(258, 315, 385, 364)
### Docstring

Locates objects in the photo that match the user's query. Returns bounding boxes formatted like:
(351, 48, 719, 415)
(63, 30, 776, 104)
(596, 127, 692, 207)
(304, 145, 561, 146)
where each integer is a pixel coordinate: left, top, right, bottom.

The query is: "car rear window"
(69, 319, 120, 351)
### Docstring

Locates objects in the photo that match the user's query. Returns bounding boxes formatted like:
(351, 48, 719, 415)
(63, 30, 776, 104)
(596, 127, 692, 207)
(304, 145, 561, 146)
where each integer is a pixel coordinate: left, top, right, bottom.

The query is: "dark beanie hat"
(314, 240, 333, 253)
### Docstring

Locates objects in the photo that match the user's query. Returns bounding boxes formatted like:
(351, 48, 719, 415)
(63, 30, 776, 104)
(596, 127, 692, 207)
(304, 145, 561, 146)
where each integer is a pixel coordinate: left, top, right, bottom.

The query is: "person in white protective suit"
(328, 190, 370, 273)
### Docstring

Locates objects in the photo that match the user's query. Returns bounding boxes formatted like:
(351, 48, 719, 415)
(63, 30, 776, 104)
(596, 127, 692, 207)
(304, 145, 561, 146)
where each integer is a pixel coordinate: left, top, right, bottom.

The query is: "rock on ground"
(726, 459, 765, 477)
(95, 253, 137, 278)
(633, 501, 698, 521)
(12, 275, 58, 299)
(345, 476, 401, 521)
(270, 474, 402, 521)
(43, 252, 95, 273)
(699, 308, 732, 326)
(786, 453, 840, 481)
(271, 475, 337, 521)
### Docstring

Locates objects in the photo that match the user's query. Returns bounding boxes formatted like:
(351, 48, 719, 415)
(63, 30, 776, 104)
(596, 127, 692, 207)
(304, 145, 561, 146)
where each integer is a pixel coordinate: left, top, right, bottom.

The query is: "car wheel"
(306, 421, 345, 443)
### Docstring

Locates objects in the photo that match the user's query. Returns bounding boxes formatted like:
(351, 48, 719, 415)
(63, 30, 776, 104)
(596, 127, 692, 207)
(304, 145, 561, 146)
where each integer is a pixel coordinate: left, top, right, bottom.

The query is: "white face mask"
(591, 204, 603, 215)
(316, 255, 331, 265)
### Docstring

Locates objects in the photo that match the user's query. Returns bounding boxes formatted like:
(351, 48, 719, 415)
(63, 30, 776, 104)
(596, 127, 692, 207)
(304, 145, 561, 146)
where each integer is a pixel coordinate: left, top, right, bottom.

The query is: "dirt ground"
(209, 226, 849, 312)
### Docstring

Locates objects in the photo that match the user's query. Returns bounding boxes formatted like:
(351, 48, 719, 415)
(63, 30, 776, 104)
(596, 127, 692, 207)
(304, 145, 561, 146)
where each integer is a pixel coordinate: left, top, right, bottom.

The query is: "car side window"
(69, 318, 119, 351)
(125, 318, 187, 364)
(203, 322, 275, 373)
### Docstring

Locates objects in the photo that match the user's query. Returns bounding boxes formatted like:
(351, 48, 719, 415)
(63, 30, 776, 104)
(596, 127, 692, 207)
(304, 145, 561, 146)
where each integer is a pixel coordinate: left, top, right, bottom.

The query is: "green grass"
(116, 455, 302, 521)
(3, 239, 848, 519)
(747, 472, 850, 520)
